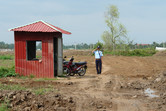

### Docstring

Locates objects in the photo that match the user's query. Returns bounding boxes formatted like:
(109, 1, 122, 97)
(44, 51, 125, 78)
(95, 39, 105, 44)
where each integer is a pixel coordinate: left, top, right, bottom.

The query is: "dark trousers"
(95, 59, 102, 74)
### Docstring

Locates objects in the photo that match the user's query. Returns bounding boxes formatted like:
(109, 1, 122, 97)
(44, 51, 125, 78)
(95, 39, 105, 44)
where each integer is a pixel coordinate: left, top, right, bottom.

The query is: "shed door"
(53, 37, 58, 76)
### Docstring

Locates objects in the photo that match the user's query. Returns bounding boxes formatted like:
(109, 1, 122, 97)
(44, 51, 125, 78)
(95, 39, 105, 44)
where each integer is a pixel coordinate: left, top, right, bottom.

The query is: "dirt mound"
(154, 51, 166, 56)
(0, 90, 76, 111)
(120, 71, 166, 111)
(145, 71, 166, 110)
(150, 71, 166, 90)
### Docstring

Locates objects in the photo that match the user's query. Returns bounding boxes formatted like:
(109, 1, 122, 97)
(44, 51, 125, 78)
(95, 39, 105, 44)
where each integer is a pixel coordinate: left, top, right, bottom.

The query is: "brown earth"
(0, 50, 166, 111)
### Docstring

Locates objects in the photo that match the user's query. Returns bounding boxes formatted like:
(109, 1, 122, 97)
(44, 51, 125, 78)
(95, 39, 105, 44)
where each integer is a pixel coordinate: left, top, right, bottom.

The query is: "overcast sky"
(0, 0, 166, 45)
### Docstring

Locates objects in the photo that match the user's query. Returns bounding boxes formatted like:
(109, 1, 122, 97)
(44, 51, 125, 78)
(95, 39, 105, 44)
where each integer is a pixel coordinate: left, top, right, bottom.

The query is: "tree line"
(0, 41, 165, 50)
(63, 42, 166, 50)
(63, 43, 94, 50)
(0, 41, 14, 49)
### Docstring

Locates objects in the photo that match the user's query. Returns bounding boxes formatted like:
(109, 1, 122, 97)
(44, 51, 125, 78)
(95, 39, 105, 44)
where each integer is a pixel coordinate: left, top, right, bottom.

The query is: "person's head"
(97, 46, 100, 50)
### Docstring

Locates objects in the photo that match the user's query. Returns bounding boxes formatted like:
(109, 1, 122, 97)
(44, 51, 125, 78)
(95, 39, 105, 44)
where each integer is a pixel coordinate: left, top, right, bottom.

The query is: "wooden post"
(57, 37, 63, 76)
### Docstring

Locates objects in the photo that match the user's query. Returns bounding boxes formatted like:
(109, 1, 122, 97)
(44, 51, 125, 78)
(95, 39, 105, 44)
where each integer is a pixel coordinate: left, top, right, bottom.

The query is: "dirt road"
(60, 53, 166, 111)
(0, 50, 166, 111)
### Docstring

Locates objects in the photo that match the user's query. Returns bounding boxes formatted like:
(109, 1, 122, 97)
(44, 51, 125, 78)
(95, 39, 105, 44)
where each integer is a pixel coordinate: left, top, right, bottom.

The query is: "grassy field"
(0, 53, 14, 68)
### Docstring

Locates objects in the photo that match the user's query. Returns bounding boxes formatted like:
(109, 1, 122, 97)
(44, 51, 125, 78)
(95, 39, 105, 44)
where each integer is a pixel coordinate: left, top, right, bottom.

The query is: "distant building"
(156, 47, 166, 51)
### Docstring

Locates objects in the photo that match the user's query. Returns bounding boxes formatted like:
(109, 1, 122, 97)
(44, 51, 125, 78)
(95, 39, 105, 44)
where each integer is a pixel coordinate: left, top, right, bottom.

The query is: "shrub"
(0, 66, 17, 78)
(104, 48, 156, 56)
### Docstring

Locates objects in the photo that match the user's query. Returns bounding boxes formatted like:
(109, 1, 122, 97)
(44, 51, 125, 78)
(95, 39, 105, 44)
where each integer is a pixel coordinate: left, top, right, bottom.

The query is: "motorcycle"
(63, 56, 87, 76)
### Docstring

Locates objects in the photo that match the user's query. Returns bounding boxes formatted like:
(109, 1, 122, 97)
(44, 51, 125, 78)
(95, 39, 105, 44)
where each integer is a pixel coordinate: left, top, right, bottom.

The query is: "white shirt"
(94, 50, 103, 59)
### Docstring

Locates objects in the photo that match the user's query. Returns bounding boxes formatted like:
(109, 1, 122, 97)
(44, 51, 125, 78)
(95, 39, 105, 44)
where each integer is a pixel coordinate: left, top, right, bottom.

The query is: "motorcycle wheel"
(66, 68, 75, 76)
(78, 67, 86, 76)
(66, 68, 71, 76)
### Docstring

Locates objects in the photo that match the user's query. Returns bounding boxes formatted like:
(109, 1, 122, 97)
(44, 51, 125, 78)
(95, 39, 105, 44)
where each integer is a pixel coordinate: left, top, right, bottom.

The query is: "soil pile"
(117, 71, 166, 111)
(0, 90, 76, 111)
(146, 71, 166, 110)
(154, 51, 166, 56)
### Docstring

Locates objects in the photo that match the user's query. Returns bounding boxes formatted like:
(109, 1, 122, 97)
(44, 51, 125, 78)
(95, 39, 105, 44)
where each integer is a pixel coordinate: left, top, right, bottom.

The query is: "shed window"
(26, 41, 42, 60)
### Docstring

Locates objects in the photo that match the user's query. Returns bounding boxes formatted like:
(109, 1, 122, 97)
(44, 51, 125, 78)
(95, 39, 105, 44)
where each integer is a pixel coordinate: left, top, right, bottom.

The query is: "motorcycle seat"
(75, 62, 87, 65)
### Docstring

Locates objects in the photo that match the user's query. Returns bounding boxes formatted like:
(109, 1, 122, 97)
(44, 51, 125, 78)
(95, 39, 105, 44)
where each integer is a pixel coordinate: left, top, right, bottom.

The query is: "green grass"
(0, 82, 54, 95)
(0, 55, 14, 60)
(0, 103, 8, 111)
(104, 48, 156, 56)
(0, 96, 10, 111)
(0, 83, 26, 91)
(34, 78, 58, 81)
(33, 87, 54, 95)
(28, 74, 35, 78)
(0, 83, 54, 96)
(16, 75, 29, 80)
(0, 60, 14, 68)
(36, 55, 42, 59)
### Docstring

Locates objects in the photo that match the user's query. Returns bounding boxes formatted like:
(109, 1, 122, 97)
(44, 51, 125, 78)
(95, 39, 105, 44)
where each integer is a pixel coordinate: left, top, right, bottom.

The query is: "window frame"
(26, 40, 42, 61)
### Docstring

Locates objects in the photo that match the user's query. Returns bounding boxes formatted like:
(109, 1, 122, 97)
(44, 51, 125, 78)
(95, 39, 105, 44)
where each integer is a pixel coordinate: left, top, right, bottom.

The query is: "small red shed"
(9, 20, 71, 78)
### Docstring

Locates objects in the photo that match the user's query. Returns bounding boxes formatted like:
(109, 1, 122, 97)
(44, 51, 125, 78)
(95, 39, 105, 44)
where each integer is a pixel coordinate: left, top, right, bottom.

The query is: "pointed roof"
(9, 20, 71, 34)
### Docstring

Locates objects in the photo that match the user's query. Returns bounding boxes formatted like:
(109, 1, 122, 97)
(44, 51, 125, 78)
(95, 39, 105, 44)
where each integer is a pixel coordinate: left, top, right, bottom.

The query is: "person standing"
(92, 46, 103, 74)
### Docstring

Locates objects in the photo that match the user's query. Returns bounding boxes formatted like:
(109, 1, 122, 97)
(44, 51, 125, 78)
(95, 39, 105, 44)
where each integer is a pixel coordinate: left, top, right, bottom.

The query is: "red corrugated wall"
(14, 32, 61, 78)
